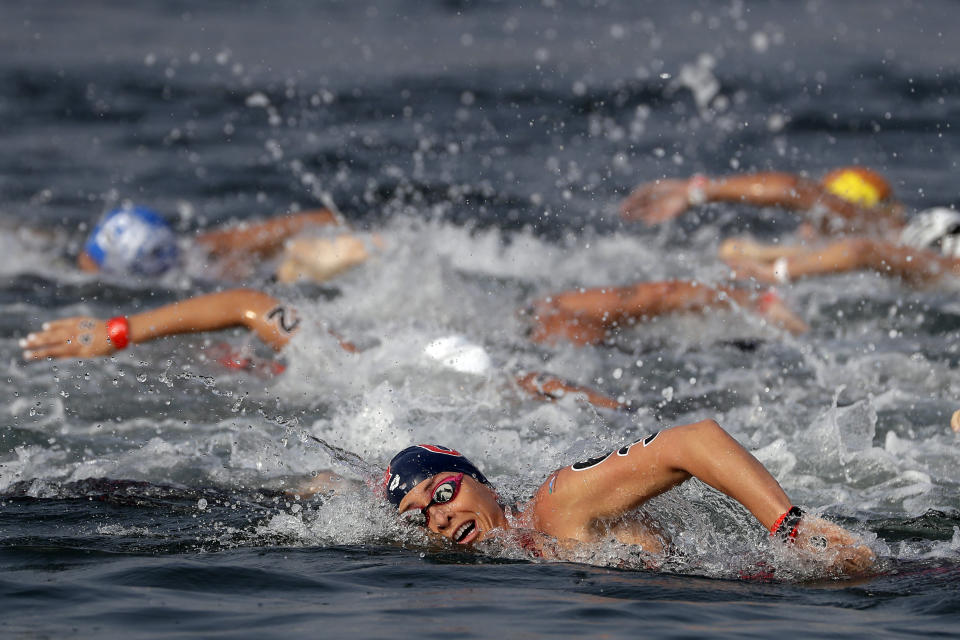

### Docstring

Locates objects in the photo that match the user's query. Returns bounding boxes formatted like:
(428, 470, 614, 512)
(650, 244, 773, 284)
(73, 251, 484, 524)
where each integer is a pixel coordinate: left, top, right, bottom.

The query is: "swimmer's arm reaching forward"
(21, 289, 299, 360)
(529, 419, 874, 573)
(527, 280, 809, 344)
(195, 209, 342, 257)
(514, 372, 624, 410)
(620, 172, 879, 231)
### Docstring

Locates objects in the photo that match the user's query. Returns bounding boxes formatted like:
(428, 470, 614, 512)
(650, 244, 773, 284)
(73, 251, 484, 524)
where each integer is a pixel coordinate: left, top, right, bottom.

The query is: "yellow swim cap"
(820, 167, 892, 208)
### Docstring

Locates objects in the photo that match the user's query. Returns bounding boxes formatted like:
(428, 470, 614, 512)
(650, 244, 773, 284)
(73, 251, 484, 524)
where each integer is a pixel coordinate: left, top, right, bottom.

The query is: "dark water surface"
(3, 1, 960, 637)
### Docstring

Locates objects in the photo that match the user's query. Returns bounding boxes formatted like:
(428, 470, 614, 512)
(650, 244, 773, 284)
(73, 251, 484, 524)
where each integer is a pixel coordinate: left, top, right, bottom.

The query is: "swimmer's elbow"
(687, 418, 724, 436)
(220, 288, 297, 352)
(220, 288, 283, 325)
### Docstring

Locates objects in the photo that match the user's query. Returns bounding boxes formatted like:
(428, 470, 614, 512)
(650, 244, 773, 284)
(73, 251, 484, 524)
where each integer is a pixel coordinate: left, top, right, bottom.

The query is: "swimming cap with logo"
(899, 207, 960, 257)
(84, 206, 179, 276)
(384, 444, 489, 508)
(820, 167, 892, 208)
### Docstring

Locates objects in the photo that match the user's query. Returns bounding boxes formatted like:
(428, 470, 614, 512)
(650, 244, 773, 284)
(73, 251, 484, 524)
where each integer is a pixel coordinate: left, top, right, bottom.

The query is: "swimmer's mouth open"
(454, 520, 477, 544)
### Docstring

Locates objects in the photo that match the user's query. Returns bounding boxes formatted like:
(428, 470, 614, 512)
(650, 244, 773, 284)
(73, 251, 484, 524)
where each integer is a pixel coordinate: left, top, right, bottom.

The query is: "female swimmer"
(19, 288, 625, 410)
(385, 426, 875, 575)
(620, 166, 902, 233)
(621, 168, 960, 286)
(79, 204, 373, 283)
(526, 279, 809, 344)
(717, 209, 960, 286)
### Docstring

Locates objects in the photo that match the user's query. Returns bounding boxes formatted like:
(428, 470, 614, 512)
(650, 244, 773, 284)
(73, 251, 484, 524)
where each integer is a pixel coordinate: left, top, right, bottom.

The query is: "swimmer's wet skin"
(20, 288, 626, 410)
(78, 204, 344, 280)
(526, 280, 808, 344)
(385, 423, 875, 575)
(719, 208, 960, 286)
(20, 289, 298, 360)
(620, 166, 902, 233)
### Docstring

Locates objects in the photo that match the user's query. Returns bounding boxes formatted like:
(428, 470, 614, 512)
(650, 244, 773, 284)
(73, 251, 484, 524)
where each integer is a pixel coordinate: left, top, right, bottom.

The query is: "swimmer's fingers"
(23, 344, 82, 361)
(38, 316, 94, 332)
(795, 516, 875, 574)
(21, 316, 113, 361)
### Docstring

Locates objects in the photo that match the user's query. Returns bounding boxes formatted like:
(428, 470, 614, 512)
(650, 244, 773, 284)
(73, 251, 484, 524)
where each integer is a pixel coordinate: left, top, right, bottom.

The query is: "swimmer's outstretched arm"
(620, 172, 878, 230)
(196, 209, 342, 257)
(285, 470, 364, 500)
(527, 280, 808, 345)
(530, 419, 874, 572)
(514, 372, 624, 410)
(721, 236, 960, 286)
(21, 289, 299, 360)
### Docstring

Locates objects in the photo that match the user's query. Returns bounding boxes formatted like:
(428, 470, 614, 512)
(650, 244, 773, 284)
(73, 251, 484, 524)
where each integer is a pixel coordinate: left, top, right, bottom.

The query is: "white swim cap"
(899, 207, 960, 257)
(84, 206, 180, 276)
(423, 335, 492, 375)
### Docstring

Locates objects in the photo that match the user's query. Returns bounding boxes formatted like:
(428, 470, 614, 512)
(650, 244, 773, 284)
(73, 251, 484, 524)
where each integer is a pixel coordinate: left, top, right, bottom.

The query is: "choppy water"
(3, 1, 960, 636)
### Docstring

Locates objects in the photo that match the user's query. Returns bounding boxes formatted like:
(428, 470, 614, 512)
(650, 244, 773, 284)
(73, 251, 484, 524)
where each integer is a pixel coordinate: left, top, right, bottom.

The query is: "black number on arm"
(266, 306, 301, 334)
(570, 451, 613, 472)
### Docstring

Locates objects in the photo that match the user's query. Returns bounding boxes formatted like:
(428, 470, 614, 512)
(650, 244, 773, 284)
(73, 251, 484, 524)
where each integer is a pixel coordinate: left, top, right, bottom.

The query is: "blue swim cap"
(384, 445, 489, 508)
(84, 206, 179, 276)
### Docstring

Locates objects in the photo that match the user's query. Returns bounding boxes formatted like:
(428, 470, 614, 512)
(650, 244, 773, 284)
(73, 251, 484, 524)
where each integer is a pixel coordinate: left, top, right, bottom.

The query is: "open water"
(2, 1, 960, 637)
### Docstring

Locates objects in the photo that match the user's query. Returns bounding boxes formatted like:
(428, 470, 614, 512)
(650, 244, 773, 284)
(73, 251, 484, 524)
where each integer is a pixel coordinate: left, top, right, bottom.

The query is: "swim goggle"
(400, 473, 463, 527)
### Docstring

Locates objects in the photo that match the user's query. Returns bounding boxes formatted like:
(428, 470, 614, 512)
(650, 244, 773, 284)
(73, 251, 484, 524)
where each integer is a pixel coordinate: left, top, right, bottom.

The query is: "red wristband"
(106, 316, 130, 350)
(770, 506, 804, 542)
(755, 289, 781, 314)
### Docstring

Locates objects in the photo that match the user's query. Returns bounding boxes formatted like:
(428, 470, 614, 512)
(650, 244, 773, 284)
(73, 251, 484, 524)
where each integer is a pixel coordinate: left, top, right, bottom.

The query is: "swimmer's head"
(820, 167, 892, 208)
(899, 207, 960, 257)
(384, 444, 489, 508)
(84, 205, 179, 276)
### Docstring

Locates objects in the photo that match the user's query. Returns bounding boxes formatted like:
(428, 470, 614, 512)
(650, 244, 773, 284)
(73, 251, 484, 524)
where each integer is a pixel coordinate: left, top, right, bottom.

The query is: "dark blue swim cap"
(384, 445, 489, 508)
(84, 205, 179, 276)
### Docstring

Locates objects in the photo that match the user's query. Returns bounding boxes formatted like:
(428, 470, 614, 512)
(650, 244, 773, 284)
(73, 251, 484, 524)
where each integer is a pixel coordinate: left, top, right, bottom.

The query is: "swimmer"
(79, 203, 374, 283)
(526, 279, 808, 345)
(19, 289, 625, 411)
(621, 168, 960, 286)
(385, 423, 875, 575)
(620, 166, 903, 234)
(718, 207, 960, 286)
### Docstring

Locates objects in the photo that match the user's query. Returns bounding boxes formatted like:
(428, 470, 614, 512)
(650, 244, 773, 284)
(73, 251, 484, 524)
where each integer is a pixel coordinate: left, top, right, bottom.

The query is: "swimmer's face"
(397, 472, 507, 545)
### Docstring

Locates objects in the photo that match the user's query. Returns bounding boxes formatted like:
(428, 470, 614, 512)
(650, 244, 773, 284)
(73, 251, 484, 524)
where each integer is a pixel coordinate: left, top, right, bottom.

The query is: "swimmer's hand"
(752, 290, 809, 335)
(276, 233, 378, 284)
(20, 317, 114, 360)
(793, 516, 875, 575)
(284, 471, 360, 499)
(620, 179, 693, 224)
(515, 371, 624, 411)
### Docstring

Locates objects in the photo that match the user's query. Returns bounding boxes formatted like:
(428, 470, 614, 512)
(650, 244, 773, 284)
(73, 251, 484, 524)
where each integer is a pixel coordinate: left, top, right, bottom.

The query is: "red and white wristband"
(105, 316, 130, 350)
(687, 173, 709, 206)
